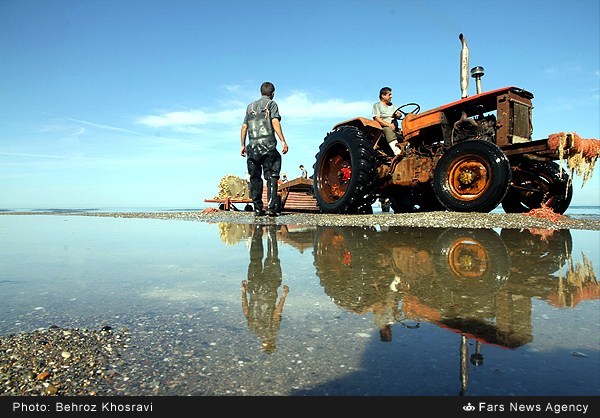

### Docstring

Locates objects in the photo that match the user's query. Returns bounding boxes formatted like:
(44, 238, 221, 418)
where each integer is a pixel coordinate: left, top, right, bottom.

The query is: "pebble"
(2, 210, 599, 230)
(0, 325, 128, 396)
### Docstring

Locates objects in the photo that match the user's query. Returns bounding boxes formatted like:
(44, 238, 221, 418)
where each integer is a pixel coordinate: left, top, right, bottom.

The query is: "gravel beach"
(3, 209, 600, 230)
(1, 326, 128, 396)
(1, 209, 599, 396)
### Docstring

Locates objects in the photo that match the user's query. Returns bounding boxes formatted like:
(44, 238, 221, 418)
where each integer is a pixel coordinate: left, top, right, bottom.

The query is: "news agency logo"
(463, 403, 476, 412)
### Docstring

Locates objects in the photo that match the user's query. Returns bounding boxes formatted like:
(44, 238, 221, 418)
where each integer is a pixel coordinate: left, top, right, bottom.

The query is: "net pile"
(213, 174, 250, 199)
(547, 132, 600, 187)
(524, 203, 567, 222)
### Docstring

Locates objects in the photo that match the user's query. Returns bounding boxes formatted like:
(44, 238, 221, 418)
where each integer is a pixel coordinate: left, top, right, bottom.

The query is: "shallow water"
(0, 214, 598, 396)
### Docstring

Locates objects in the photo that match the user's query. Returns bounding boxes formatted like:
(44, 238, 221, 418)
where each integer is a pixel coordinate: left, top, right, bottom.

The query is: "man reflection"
(370, 277, 405, 342)
(242, 224, 289, 353)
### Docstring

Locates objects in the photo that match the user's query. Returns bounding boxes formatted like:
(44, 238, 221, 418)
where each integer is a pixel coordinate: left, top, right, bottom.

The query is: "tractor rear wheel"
(501, 161, 572, 214)
(433, 140, 511, 212)
(313, 126, 377, 214)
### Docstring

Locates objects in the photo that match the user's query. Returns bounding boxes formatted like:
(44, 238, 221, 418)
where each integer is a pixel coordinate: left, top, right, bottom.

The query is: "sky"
(1, 0, 599, 209)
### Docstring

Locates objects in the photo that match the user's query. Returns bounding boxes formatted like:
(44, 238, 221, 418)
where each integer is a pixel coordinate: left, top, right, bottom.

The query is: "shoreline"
(2, 210, 600, 231)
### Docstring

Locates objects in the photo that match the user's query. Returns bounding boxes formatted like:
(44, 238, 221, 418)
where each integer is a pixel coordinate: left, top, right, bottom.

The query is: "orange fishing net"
(524, 203, 567, 222)
(547, 132, 600, 186)
(527, 228, 557, 241)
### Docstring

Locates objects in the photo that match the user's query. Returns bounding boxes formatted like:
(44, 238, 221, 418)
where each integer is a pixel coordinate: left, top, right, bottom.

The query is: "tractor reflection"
(310, 226, 596, 395)
(218, 223, 597, 392)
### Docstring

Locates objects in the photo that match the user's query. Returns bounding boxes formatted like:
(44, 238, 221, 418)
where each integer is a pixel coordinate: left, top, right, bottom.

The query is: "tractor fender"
(332, 117, 383, 145)
(332, 117, 381, 132)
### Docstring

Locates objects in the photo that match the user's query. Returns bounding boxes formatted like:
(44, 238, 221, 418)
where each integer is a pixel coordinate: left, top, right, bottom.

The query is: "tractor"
(312, 34, 598, 214)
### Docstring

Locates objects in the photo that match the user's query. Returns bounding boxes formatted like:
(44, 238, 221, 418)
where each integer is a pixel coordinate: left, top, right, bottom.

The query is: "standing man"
(372, 87, 402, 156)
(241, 82, 289, 217)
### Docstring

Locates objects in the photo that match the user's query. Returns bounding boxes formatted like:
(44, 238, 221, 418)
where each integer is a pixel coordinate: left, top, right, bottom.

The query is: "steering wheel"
(394, 103, 420, 121)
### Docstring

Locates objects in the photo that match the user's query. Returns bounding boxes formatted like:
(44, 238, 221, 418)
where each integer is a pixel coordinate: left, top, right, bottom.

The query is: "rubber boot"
(249, 178, 264, 216)
(265, 177, 279, 216)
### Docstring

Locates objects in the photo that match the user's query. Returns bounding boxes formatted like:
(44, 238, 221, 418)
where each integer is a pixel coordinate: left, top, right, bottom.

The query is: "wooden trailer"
(205, 177, 319, 213)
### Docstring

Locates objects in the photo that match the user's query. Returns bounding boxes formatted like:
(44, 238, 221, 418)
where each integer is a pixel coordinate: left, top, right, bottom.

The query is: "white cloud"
(136, 108, 243, 127)
(279, 92, 370, 119)
(137, 110, 208, 127)
(135, 91, 370, 130)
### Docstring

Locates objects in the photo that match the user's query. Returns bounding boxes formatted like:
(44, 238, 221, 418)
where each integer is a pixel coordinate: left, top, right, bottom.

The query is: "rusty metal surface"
(390, 157, 433, 186)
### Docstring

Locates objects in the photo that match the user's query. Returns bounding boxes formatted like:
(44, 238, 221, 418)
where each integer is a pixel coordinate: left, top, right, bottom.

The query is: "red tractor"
(312, 34, 598, 214)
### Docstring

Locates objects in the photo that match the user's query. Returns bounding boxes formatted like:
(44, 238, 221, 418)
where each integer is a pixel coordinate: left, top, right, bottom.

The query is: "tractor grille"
(511, 101, 531, 142)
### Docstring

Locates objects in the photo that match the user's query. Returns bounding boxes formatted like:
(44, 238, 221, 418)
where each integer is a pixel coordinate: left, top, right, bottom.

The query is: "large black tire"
(433, 140, 511, 212)
(502, 160, 573, 214)
(313, 126, 377, 214)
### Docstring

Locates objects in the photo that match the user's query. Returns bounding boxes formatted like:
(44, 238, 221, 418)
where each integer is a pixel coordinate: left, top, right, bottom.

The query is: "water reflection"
(242, 225, 289, 353)
(1, 215, 598, 396)
(287, 225, 596, 395)
(223, 225, 597, 354)
(313, 227, 596, 345)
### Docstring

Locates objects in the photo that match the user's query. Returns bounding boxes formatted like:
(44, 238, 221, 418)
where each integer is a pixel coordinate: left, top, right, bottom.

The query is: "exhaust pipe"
(459, 33, 469, 99)
(471, 66, 485, 94)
